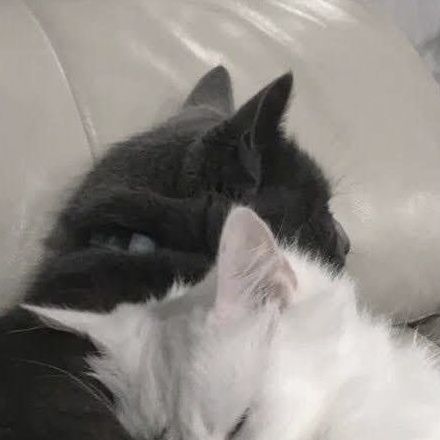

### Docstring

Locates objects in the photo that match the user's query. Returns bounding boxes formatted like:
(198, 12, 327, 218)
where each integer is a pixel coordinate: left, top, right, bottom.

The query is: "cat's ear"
(218, 72, 293, 187)
(229, 72, 293, 147)
(22, 305, 115, 349)
(183, 65, 234, 115)
(215, 207, 296, 316)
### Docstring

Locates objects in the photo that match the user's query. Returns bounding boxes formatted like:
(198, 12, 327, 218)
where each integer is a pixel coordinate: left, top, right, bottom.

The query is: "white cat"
(25, 207, 440, 440)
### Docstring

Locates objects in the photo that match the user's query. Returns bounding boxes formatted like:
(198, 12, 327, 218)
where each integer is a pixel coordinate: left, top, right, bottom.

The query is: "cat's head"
(56, 66, 348, 271)
(26, 207, 354, 440)
(177, 66, 349, 267)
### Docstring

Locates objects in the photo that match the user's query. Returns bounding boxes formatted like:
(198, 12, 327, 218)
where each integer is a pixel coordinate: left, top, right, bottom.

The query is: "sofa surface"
(1, 0, 440, 321)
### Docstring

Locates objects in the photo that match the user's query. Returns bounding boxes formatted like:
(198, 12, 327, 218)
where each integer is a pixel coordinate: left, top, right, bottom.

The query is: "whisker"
(14, 357, 115, 415)
(7, 326, 45, 335)
(330, 174, 357, 199)
(275, 211, 287, 242)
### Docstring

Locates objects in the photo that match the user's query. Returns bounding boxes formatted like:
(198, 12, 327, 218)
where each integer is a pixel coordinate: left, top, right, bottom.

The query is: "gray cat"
(27, 66, 349, 311)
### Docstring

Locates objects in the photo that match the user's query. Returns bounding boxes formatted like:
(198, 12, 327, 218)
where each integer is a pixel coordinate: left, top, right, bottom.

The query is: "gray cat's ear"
(227, 72, 293, 185)
(183, 65, 234, 115)
(215, 207, 296, 317)
(229, 72, 293, 146)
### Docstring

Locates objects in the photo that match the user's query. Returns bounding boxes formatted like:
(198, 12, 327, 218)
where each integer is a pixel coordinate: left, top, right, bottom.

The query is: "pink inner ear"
(268, 255, 297, 309)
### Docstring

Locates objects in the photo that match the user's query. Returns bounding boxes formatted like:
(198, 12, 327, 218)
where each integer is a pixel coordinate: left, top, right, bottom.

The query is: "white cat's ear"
(22, 304, 113, 348)
(215, 207, 296, 316)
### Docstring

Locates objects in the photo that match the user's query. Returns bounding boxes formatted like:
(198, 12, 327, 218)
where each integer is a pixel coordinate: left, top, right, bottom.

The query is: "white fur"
(25, 207, 440, 440)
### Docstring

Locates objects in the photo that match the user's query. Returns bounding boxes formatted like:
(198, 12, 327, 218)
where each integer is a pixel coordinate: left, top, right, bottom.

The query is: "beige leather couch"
(1, 0, 440, 322)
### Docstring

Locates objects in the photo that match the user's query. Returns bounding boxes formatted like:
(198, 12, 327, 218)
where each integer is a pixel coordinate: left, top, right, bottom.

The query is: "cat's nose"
(334, 219, 350, 256)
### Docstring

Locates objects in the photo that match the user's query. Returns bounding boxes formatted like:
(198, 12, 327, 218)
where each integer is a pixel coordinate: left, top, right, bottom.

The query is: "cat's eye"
(227, 410, 249, 439)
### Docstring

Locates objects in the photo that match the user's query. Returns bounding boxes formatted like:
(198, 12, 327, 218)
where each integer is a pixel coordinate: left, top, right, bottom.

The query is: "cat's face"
(27, 208, 352, 440)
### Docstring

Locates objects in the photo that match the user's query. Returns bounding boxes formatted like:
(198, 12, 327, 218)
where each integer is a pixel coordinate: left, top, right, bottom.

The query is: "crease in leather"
(19, 0, 97, 161)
